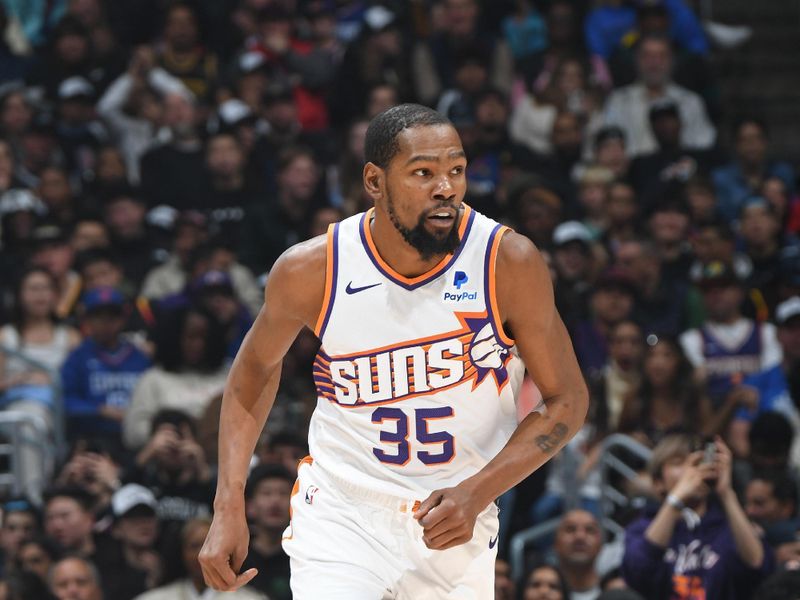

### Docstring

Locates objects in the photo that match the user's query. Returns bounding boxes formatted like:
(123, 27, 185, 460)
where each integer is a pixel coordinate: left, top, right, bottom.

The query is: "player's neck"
(369, 211, 452, 278)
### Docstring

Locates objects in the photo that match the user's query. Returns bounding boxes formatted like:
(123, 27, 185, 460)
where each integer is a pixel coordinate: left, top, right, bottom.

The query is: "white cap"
(0, 188, 46, 216)
(364, 5, 395, 31)
(218, 98, 253, 125)
(58, 76, 94, 100)
(553, 220, 592, 247)
(112, 484, 157, 517)
(238, 51, 267, 74)
(776, 296, 800, 326)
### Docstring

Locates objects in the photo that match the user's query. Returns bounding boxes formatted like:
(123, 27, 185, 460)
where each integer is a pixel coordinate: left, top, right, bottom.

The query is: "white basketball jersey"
(308, 204, 525, 497)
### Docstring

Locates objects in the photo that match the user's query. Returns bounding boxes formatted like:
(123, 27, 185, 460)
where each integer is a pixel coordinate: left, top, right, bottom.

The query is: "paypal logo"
(444, 291, 478, 302)
(453, 271, 469, 289)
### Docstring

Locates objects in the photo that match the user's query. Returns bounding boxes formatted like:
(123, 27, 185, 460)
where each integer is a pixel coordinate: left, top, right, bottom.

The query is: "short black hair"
(151, 409, 196, 437)
(153, 305, 227, 372)
(750, 470, 798, 510)
(364, 104, 452, 169)
(74, 248, 120, 275)
(245, 463, 295, 499)
(43, 487, 94, 513)
(749, 412, 793, 459)
(733, 115, 769, 139)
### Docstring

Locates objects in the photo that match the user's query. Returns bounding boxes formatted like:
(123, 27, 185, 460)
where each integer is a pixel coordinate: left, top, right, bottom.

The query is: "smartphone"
(703, 442, 716, 464)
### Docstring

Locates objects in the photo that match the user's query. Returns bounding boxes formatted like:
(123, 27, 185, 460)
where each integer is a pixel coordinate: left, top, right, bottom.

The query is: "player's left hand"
(414, 485, 484, 550)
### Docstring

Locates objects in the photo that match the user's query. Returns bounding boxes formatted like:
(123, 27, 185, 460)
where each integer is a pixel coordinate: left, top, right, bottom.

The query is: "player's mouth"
(426, 208, 456, 229)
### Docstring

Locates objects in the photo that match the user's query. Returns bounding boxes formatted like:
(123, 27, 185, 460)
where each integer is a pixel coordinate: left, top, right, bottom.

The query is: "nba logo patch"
(304, 485, 319, 504)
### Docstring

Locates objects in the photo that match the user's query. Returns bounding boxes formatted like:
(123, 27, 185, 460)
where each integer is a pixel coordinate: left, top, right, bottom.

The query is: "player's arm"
(416, 231, 589, 549)
(199, 236, 326, 591)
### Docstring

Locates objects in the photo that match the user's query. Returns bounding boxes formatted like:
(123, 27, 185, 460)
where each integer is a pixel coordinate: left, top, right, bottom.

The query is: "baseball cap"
(218, 99, 255, 128)
(112, 484, 157, 518)
(237, 51, 269, 76)
(692, 260, 740, 287)
(0, 188, 46, 217)
(553, 220, 592, 247)
(195, 270, 234, 292)
(364, 5, 396, 32)
(595, 267, 637, 296)
(31, 224, 68, 248)
(81, 287, 126, 311)
(775, 296, 800, 326)
(58, 76, 94, 101)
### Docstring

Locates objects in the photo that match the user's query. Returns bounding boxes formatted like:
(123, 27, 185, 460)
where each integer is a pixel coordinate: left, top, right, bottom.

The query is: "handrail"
(0, 410, 53, 505)
(508, 434, 653, 583)
(0, 343, 66, 457)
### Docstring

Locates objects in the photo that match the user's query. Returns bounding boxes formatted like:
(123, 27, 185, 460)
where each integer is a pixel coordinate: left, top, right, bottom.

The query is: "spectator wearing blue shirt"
(585, 0, 708, 61)
(712, 118, 796, 222)
(61, 287, 151, 439)
(729, 296, 800, 466)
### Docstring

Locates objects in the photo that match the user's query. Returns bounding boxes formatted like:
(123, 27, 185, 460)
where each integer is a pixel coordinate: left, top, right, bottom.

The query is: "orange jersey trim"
(487, 225, 516, 347)
(361, 204, 473, 286)
(313, 223, 338, 337)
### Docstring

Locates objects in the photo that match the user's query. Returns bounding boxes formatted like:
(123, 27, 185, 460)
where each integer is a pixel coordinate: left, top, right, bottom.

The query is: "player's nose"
(432, 175, 454, 200)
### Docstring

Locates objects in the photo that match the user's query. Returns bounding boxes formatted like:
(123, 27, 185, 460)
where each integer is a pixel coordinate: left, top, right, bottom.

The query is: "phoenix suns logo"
(313, 311, 513, 407)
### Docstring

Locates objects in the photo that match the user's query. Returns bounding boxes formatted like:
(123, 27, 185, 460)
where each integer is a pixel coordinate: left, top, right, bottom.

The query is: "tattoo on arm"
(535, 422, 568, 454)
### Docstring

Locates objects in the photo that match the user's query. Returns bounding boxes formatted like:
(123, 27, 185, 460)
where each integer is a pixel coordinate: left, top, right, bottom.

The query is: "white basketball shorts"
(281, 457, 499, 599)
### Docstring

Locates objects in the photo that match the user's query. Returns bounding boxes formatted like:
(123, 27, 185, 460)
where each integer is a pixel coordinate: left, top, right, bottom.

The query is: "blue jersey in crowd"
(701, 322, 762, 406)
(61, 339, 151, 435)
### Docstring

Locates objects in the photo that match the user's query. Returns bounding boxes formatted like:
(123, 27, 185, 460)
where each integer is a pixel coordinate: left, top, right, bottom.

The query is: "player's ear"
(363, 162, 383, 200)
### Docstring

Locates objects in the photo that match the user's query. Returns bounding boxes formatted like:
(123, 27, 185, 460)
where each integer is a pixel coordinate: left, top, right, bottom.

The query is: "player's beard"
(386, 192, 461, 261)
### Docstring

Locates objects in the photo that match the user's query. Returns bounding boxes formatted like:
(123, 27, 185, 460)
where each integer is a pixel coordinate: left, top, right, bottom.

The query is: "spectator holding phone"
(622, 434, 774, 599)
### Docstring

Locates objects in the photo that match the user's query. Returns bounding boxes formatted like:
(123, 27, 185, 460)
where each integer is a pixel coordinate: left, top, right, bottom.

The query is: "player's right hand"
(199, 502, 258, 591)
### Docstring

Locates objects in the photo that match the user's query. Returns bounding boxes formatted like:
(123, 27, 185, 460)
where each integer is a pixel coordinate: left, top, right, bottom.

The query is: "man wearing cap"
(102, 186, 161, 289)
(739, 198, 791, 314)
(679, 261, 783, 409)
(111, 484, 162, 595)
(55, 76, 109, 181)
(572, 267, 637, 375)
(61, 287, 151, 440)
(728, 297, 800, 467)
(0, 498, 39, 577)
(552, 220, 595, 325)
(29, 224, 83, 319)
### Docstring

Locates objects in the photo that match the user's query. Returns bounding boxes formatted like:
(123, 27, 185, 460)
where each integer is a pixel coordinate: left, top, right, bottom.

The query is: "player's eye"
(413, 168, 430, 177)
(451, 165, 465, 175)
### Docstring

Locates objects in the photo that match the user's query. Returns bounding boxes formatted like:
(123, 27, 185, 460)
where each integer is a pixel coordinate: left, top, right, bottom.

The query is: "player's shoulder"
(496, 229, 543, 271)
(270, 233, 328, 283)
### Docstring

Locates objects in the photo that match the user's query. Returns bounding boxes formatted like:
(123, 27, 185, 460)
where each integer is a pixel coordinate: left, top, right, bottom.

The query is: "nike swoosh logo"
(345, 282, 381, 295)
(489, 535, 498, 549)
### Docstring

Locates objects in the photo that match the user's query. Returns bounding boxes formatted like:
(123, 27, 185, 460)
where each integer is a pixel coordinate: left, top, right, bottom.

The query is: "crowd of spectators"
(0, 0, 798, 599)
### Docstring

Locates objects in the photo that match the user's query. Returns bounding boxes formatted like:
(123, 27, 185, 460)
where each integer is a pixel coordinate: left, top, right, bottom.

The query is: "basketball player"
(199, 105, 589, 598)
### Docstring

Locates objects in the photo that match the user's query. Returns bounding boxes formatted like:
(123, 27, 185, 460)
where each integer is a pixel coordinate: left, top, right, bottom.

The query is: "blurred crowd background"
(0, 0, 798, 599)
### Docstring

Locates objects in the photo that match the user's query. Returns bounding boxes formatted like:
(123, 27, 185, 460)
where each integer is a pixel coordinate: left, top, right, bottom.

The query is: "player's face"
(382, 124, 467, 260)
